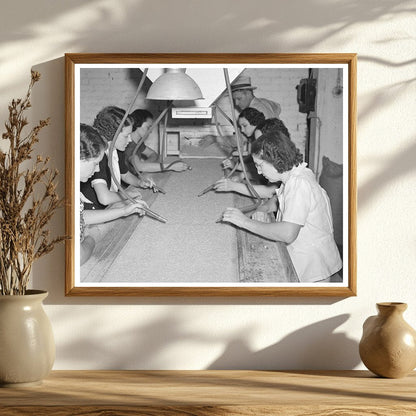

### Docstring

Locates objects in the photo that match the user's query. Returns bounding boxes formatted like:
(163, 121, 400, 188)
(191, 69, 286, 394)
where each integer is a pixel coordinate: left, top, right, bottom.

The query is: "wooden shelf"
(1, 370, 415, 415)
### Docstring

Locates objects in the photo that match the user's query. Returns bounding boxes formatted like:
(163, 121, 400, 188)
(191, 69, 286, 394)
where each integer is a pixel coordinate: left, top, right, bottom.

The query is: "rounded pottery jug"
(0, 290, 55, 387)
(359, 302, 416, 378)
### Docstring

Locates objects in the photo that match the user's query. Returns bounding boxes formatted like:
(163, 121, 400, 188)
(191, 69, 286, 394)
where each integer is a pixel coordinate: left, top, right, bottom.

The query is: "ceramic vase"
(0, 290, 55, 387)
(359, 302, 416, 378)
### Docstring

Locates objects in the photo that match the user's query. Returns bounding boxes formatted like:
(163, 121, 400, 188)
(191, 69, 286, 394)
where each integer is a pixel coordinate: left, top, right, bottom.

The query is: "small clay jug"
(359, 302, 416, 378)
(0, 290, 55, 387)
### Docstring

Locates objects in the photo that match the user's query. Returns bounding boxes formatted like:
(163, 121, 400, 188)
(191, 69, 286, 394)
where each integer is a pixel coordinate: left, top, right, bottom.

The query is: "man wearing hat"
(231, 75, 281, 119)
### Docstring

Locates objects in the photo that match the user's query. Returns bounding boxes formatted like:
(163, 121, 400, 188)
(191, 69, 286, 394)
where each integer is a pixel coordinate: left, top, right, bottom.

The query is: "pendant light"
(146, 68, 203, 100)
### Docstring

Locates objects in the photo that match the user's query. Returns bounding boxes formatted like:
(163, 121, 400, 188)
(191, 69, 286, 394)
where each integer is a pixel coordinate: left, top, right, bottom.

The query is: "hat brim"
(231, 86, 257, 92)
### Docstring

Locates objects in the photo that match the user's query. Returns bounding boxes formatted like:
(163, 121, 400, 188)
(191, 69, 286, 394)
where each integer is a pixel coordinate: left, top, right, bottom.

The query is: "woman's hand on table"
(220, 207, 249, 228)
(213, 178, 234, 192)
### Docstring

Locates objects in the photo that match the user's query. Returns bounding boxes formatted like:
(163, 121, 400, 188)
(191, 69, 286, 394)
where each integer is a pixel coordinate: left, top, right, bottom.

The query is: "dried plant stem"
(0, 71, 66, 295)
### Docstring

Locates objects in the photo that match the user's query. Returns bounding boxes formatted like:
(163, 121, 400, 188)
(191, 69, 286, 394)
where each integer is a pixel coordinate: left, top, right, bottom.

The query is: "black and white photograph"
(65, 54, 356, 296)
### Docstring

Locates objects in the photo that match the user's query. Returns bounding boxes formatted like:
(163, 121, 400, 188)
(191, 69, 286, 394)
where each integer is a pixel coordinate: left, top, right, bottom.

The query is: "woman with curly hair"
(215, 130, 342, 283)
(79, 123, 148, 264)
(254, 117, 290, 140)
(82, 106, 152, 209)
(221, 116, 292, 211)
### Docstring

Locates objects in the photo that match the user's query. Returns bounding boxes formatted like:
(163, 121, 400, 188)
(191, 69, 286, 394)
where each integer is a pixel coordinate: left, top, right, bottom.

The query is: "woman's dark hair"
(251, 130, 303, 173)
(93, 106, 132, 142)
(238, 107, 265, 127)
(257, 118, 290, 138)
(129, 109, 154, 131)
(80, 124, 107, 160)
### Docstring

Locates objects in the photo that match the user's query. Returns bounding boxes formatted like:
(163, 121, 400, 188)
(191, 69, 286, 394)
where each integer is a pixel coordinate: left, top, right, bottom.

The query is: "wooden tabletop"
(1, 370, 415, 415)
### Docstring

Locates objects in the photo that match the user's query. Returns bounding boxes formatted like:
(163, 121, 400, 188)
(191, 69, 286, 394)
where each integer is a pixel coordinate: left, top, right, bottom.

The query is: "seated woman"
(79, 123, 148, 264)
(215, 131, 342, 283)
(222, 107, 265, 181)
(237, 107, 266, 143)
(125, 109, 190, 173)
(254, 117, 290, 140)
(222, 115, 292, 214)
(199, 107, 266, 155)
(249, 117, 293, 213)
(81, 106, 153, 209)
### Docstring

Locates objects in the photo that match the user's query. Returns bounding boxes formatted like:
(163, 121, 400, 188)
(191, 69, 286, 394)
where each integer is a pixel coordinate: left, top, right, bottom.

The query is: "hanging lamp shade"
(146, 68, 203, 100)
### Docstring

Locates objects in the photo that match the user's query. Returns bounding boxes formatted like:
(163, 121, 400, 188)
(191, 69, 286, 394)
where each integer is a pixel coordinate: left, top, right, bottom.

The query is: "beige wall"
(309, 68, 344, 175)
(0, 0, 415, 370)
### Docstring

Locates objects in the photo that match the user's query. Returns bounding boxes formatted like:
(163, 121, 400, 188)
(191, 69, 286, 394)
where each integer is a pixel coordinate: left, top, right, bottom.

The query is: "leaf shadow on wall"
(358, 139, 416, 209)
(53, 308, 359, 371)
(355, 53, 415, 209)
(0, 0, 414, 98)
(207, 314, 360, 370)
(54, 310, 216, 369)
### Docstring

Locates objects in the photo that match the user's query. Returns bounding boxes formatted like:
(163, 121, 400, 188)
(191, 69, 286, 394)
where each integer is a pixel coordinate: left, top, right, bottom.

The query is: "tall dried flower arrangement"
(0, 71, 65, 295)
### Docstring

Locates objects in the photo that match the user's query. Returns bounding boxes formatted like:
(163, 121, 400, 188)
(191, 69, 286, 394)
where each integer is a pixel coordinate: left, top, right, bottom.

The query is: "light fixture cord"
(212, 105, 239, 175)
(107, 68, 167, 223)
(223, 69, 261, 213)
(159, 101, 170, 170)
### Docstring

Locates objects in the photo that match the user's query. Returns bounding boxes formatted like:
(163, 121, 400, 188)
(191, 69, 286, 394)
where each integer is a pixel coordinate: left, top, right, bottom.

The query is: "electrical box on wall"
(296, 78, 316, 113)
(172, 107, 212, 119)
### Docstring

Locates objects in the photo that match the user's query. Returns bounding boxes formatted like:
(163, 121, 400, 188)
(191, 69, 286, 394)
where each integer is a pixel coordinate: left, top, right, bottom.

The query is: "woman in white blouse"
(214, 130, 342, 283)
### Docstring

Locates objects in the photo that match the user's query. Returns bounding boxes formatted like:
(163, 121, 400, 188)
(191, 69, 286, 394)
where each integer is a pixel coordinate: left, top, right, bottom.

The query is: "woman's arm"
(221, 207, 301, 244)
(130, 153, 189, 173)
(255, 194, 278, 213)
(92, 181, 143, 206)
(214, 178, 277, 199)
(93, 182, 125, 206)
(83, 200, 148, 225)
(121, 171, 156, 189)
(141, 146, 158, 162)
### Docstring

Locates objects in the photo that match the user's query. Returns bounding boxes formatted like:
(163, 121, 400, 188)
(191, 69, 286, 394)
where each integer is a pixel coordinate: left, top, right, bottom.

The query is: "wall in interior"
(80, 67, 161, 151)
(80, 66, 309, 156)
(0, 0, 414, 371)
(316, 69, 344, 172)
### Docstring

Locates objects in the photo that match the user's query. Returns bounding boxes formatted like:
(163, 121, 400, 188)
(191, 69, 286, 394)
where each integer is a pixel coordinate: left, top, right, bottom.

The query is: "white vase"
(0, 290, 55, 387)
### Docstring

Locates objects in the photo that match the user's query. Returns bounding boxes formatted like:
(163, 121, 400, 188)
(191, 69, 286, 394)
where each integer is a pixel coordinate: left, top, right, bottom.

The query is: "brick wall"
(80, 68, 161, 150)
(80, 67, 308, 156)
(214, 68, 309, 156)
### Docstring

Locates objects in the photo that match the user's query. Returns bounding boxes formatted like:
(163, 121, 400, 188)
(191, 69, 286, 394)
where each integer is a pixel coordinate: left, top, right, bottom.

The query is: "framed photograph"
(65, 53, 356, 296)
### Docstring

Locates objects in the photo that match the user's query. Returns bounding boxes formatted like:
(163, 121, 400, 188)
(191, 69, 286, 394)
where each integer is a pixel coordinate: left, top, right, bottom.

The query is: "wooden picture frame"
(65, 53, 356, 296)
